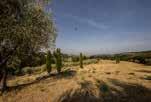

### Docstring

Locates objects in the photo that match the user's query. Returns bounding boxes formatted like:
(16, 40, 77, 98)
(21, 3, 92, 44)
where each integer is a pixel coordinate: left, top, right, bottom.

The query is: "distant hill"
(90, 50, 151, 65)
(119, 50, 151, 58)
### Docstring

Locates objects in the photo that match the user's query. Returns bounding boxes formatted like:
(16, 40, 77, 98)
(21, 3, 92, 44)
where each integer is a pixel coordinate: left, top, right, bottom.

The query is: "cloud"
(86, 19, 108, 29)
(65, 14, 109, 30)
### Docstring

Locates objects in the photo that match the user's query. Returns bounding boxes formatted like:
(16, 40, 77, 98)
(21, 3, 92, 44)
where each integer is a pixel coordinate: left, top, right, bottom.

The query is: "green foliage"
(116, 56, 120, 64)
(90, 51, 151, 65)
(26, 68, 33, 75)
(7, 56, 21, 75)
(145, 59, 151, 65)
(46, 51, 52, 74)
(95, 80, 110, 93)
(72, 56, 79, 62)
(0, 0, 56, 90)
(22, 67, 33, 75)
(83, 55, 87, 60)
(21, 52, 46, 68)
(133, 56, 146, 64)
(63, 59, 98, 67)
(0, 0, 56, 71)
(54, 48, 63, 73)
(80, 53, 83, 68)
(100, 84, 109, 93)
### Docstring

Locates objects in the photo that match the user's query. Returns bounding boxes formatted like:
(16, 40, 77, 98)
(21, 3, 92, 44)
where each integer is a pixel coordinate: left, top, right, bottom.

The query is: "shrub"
(83, 55, 87, 60)
(72, 56, 79, 62)
(145, 59, 151, 65)
(116, 56, 120, 64)
(23, 67, 33, 75)
(133, 56, 146, 64)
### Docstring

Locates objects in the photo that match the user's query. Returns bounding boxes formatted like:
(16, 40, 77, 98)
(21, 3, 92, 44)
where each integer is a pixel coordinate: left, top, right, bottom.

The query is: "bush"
(145, 59, 151, 65)
(116, 56, 120, 64)
(7, 56, 21, 75)
(72, 56, 79, 62)
(23, 67, 33, 75)
(133, 56, 146, 64)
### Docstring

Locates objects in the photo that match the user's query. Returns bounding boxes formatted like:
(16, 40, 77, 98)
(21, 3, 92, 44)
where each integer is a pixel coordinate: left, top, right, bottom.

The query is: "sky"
(50, 0, 151, 55)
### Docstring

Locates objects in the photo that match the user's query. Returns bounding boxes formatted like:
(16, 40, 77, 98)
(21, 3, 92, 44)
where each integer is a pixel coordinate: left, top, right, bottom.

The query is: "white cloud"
(86, 19, 108, 29)
(65, 14, 109, 30)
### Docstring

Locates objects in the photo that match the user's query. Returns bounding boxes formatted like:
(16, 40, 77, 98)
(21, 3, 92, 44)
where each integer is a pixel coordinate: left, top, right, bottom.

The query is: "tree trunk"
(0, 71, 2, 82)
(0, 68, 8, 92)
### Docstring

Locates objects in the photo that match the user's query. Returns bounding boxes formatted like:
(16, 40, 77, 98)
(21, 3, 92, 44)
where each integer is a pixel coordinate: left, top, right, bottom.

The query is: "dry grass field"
(0, 60, 151, 102)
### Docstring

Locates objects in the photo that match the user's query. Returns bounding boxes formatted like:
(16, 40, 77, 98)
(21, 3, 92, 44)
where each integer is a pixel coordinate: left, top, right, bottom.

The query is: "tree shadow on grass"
(104, 78, 151, 102)
(57, 80, 102, 102)
(52, 69, 77, 79)
(135, 69, 151, 73)
(6, 69, 77, 92)
(57, 79, 151, 102)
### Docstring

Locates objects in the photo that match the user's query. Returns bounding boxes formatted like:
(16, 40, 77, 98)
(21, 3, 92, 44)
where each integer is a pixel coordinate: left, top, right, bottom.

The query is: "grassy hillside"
(1, 60, 151, 102)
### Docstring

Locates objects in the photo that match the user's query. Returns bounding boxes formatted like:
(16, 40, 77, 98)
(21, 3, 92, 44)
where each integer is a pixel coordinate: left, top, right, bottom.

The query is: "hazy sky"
(51, 0, 151, 55)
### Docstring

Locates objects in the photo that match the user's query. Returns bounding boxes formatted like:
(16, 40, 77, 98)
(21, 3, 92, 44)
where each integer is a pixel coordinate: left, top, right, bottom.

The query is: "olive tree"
(0, 0, 56, 91)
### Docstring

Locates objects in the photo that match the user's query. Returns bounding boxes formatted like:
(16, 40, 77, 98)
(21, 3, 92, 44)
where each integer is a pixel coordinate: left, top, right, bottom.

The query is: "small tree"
(80, 53, 83, 68)
(116, 56, 120, 64)
(54, 48, 63, 74)
(46, 51, 52, 74)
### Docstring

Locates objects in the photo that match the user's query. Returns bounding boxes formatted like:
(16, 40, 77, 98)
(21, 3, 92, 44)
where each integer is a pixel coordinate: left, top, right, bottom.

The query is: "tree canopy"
(0, 0, 56, 91)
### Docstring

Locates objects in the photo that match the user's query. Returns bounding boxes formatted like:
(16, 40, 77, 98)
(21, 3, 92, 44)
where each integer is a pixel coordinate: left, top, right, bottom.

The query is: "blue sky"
(51, 0, 151, 55)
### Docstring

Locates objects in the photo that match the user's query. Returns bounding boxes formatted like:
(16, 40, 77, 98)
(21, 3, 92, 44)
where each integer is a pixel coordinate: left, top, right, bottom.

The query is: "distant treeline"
(90, 51, 151, 65)
(7, 52, 89, 75)
(8, 51, 151, 76)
